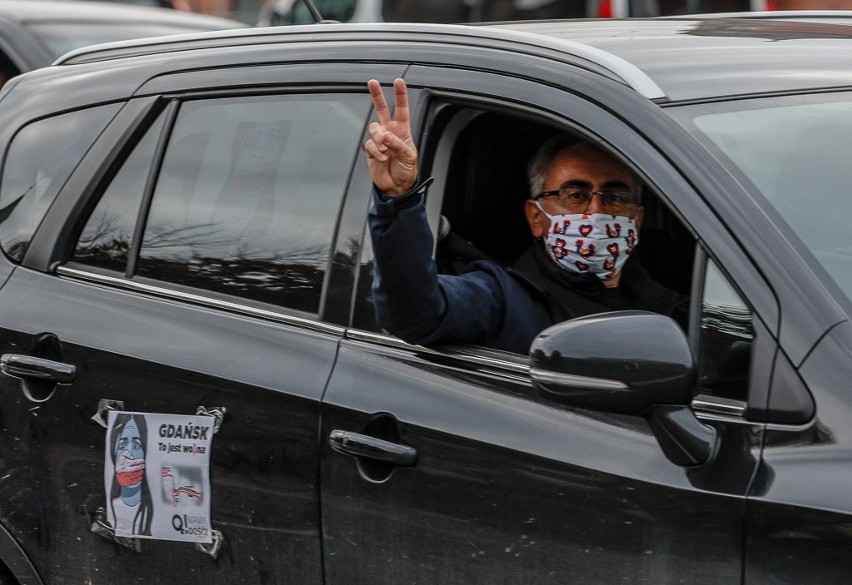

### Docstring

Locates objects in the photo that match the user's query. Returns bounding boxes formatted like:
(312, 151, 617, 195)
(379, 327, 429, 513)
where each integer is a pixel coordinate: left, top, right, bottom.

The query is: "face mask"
(536, 202, 638, 281)
(115, 453, 146, 487)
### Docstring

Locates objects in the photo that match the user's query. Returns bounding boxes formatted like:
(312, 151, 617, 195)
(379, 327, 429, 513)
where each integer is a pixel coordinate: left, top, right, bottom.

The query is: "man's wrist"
(381, 177, 417, 197)
(378, 177, 434, 209)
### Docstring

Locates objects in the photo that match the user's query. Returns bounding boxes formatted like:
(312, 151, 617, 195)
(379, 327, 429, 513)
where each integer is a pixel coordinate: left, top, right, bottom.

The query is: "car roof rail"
(53, 23, 666, 99)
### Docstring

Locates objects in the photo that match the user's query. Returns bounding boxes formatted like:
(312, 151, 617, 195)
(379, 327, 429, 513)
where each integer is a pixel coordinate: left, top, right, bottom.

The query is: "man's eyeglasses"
(534, 188, 639, 214)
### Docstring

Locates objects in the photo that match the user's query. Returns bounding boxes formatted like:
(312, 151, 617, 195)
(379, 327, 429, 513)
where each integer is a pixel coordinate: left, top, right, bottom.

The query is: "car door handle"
(329, 430, 417, 466)
(0, 354, 76, 383)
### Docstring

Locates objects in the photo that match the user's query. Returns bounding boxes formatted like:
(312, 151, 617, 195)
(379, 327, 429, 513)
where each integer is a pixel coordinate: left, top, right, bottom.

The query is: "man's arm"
(369, 185, 509, 347)
(363, 79, 522, 349)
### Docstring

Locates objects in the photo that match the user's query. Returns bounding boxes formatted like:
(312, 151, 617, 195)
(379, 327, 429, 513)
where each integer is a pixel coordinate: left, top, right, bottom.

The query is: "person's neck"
(602, 272, 621, 288)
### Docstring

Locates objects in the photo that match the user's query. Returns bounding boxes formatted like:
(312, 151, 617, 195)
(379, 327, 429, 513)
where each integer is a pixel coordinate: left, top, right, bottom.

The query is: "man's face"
(525, 147, 643, 239)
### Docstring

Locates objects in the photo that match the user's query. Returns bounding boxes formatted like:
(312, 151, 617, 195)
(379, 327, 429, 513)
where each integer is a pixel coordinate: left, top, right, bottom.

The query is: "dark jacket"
(369, 188, 688, 354)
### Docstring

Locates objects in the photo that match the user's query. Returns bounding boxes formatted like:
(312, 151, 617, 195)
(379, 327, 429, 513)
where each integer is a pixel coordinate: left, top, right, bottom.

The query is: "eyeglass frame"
(532, 187, 640, 214)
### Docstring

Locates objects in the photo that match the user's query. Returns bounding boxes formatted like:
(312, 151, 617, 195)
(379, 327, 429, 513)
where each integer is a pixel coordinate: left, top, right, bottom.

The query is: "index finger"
(368, 78, 392, 125)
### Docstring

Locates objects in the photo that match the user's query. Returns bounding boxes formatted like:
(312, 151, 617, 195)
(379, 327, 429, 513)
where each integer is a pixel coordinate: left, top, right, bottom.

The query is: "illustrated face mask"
(536, 202, 639, 281)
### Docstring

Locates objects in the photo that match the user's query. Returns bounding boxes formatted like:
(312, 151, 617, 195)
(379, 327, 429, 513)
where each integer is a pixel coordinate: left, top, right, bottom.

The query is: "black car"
(0, 0, 244, 85)
(0, 12, 850, 585)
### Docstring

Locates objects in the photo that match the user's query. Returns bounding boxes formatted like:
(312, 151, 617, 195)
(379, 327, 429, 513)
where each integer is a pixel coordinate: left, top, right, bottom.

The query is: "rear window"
(0, 104, 119, 262)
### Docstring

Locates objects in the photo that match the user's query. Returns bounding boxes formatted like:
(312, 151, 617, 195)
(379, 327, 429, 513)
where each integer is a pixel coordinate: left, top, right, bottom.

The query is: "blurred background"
(173, 0, 852, 25)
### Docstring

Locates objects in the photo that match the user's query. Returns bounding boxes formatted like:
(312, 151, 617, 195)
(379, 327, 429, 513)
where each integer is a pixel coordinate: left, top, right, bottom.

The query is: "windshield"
(675, 93, 852, 303)
(28, 22, 220, 58)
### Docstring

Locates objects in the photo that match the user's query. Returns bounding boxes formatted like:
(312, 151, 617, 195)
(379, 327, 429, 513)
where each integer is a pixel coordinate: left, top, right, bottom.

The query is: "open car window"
(353, 101, 697, 356)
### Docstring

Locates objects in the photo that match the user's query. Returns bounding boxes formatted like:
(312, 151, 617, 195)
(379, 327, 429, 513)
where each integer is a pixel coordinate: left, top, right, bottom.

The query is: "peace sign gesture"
(363, 78, 419, 197)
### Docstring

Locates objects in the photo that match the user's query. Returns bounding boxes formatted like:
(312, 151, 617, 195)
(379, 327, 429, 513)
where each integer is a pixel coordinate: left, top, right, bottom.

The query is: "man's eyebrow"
(559, 179, 592, 190)
(601, 180, 631, 191)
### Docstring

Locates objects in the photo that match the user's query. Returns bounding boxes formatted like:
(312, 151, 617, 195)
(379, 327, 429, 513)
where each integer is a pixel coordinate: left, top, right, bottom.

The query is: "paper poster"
(104, 411, 214, 543)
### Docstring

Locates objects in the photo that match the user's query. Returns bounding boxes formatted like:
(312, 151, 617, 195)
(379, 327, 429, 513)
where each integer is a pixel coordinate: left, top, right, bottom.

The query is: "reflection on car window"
(135, 93, 369, 315)
(690, 95, 852, 305)
(697, 259, 753, 402)
(0, 104, 120, 263)
(74, 111, 168, 272)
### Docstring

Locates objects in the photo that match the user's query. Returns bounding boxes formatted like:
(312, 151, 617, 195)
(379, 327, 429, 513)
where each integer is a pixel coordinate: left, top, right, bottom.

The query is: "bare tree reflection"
(138, 222, 328, 313)
(77, 212, 331, 313)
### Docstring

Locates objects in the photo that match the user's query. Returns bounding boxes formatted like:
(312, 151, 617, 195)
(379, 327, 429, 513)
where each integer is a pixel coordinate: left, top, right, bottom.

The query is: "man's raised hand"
(364, 78, 419, 196)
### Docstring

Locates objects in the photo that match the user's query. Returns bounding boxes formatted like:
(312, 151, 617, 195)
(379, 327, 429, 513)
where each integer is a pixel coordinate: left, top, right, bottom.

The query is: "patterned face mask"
(536, 201, 639, 281)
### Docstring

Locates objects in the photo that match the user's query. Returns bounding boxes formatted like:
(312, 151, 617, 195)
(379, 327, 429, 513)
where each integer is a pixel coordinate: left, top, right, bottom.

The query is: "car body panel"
(489, 17, 852, 102)
(745, 319, 852, 584)
(321, 64, 770, 583)
(0, 266, 335, 584)
(321, 335, 761, 584)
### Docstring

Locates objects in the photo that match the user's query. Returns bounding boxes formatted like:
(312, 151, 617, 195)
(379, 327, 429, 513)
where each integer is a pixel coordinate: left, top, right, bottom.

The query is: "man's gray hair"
(526, 134, 642, 201)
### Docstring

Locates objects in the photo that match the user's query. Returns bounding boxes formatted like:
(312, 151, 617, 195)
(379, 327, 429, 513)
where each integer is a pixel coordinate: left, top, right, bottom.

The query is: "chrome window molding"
(529, 367, 629, 392)
(691, 394, 747, 418)
(345, 328, 531, 378)
(347, 330, 755, 417)
(56, 265, 345, 336)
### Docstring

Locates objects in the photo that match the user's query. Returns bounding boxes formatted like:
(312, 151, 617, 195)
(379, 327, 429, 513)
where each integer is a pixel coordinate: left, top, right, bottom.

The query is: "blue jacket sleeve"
(368, 188, 508, 347)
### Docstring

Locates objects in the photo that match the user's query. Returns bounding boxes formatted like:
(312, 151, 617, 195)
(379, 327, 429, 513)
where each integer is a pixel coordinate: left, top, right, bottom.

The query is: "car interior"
(406, 104, 756, 402)
(423, 107, 696, 298)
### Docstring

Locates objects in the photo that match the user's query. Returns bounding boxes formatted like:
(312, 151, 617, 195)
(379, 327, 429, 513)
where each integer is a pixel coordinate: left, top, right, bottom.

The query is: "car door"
(319, 68, 778, 584)
(0, 64, 392, 584)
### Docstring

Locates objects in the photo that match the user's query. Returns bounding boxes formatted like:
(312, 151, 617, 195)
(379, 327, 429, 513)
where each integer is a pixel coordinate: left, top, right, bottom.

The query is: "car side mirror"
(529, 311, 717, 467)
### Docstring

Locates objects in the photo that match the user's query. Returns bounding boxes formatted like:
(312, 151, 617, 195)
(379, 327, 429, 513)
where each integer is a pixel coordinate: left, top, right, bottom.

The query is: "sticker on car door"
(104, 411, 215, 543)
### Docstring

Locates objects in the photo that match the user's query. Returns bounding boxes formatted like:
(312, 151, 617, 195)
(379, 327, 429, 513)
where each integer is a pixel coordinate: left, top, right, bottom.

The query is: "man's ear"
(525, 199, 547, 238)
(634, 206, 644, 232)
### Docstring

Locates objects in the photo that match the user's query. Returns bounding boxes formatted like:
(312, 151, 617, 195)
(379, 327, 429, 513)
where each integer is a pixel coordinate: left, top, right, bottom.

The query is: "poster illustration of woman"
(108, 413, 153, 536)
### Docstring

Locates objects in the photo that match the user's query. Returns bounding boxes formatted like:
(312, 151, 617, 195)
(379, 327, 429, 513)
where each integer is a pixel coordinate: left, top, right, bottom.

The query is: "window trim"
(125, 99, 179, 278)
(56, 264, 345, 336)
(71, 91, 370, 321)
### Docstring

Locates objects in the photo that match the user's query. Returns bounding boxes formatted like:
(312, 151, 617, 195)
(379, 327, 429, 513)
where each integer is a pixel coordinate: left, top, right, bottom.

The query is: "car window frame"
(101, 90, 363, 321)
(347, 67, 781, 420)
(28, 85, 372, 330)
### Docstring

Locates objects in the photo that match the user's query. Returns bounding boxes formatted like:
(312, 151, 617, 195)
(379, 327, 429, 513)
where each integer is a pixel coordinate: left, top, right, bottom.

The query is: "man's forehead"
(548, 150, 638, 185)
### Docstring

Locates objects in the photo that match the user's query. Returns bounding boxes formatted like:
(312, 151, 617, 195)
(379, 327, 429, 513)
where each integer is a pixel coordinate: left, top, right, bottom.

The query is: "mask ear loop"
(535, 199, 555, 222)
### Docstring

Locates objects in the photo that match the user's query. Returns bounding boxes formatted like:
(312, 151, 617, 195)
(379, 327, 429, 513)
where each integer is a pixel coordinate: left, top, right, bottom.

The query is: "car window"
(687, 94, 852, 308)
(73, 111, 168, 273)
(134, 93, 369, 315)
(0, 103, 120, 263)
(0, 51, 19, 91)
(696, 258, 753, 403)
(353, 103, 696, 351)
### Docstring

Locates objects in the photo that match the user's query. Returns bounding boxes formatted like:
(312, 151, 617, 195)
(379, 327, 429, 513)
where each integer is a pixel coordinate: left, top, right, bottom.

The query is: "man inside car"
(364, 78, 687, 354)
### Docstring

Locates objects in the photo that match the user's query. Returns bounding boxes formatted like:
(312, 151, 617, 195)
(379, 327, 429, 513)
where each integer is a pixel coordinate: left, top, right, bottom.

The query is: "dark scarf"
(509, 242, 689, 328)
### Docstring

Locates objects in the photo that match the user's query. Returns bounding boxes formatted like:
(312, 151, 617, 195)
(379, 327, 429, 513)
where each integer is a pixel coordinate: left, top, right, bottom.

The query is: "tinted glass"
(0, 51, 18, 90)
(687, 94, 852, 306)
(697, 259, 753, 402)
(0, 104, 120, 262)
(74, 111, 167, 273)
(136, 94, 369, 314)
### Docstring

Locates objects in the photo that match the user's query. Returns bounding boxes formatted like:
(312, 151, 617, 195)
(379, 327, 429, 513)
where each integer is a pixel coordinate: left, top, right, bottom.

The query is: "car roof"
(0, 0, 243, 29)
(490, 14, 852, 102)
(47, 12, 852, 103)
